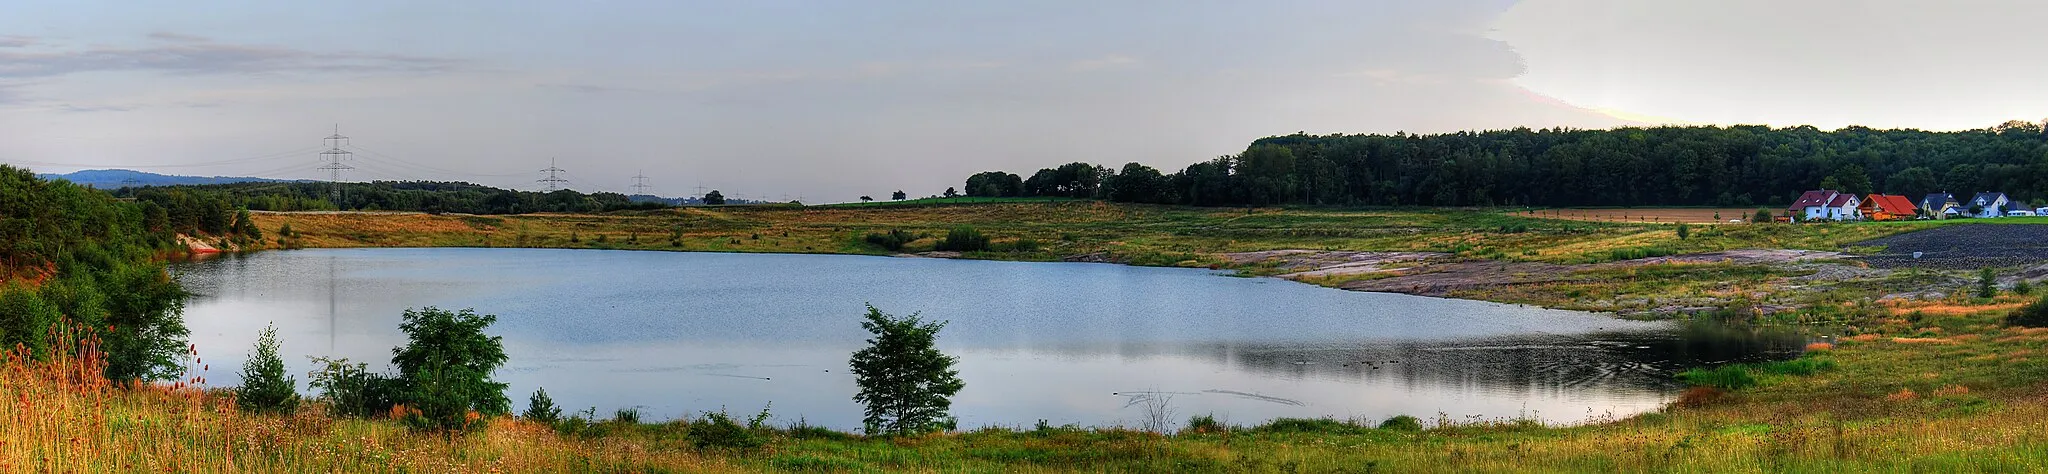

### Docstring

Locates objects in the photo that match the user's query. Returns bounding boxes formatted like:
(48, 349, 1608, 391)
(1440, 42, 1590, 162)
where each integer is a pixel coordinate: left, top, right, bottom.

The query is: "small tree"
(860, 195, 874, 203)
(1979, 268, 1999, 299)
(523, 387, 562, 424)
(1753, 208, 1773, 223)
(892, 190, 907, 201)
(943, 187, 959, 198)
(238, 324, 300, 414)
(393, 307, 510, 433)
(1676, 223, 1691, 240)
(704, 190, 726, 205)
(849, 304, 963, 437)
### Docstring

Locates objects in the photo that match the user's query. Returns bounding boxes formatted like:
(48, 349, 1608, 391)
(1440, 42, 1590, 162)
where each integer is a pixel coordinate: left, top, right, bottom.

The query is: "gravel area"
(1853, 224, 2048, 269)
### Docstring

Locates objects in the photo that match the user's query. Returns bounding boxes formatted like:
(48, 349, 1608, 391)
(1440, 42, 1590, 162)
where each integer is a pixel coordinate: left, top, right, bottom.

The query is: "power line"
(538, 158, 569, 191)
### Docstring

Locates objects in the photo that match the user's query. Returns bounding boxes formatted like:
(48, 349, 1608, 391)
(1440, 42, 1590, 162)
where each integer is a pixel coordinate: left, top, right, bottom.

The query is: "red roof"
(1789, 190, 1840, 212)
(1865, 194, 1917, 214)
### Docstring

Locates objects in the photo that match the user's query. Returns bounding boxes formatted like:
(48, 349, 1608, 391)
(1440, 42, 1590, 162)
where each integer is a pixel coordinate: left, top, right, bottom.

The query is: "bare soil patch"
(1853, 224, 2048, 269)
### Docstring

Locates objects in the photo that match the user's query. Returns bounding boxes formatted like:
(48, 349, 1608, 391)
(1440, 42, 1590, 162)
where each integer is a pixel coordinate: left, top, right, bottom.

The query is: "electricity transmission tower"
(538, 158, 570, 191)
(631, 171, 653, 196)
(317, 125, 354, 202)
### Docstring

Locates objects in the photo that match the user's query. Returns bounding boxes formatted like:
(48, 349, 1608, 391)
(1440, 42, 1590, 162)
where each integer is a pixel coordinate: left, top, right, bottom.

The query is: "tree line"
(112, 181, 670, 215)
(965, 120, 2048, 207)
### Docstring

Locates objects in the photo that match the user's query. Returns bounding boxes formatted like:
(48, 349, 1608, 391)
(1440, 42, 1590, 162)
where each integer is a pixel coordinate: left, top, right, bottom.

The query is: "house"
(1787, 189, 1863, 221)
(1921, 193, 1960, 219)
(2007, 201, 2037, 217)
(1968, 192, 2012, 218)
(1861, 194, 1918, 221)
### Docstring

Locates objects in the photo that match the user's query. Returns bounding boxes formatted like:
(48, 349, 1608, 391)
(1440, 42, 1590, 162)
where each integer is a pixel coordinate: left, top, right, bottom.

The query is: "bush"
(2017, 280, 2035, 296)
(863, 229, 919, 252)
(613, 408, 642, 424)
(1378, 415, 1422, 431)
(2007, 298, 2048, 328)
(692, 408, 768, 451)
(1252, 417, 1370, 434)
(1185, 414, 1224, 434)
(1979, 268, 1998, 299)
(307, 357, 405, 418)
(1676, 223, 1691, 240)
(1676, 365, 1757, 390)
(934, 226, 990, 252)
(236, 324, 300, 414)
(523, 387, 562, 424)
(1010, 238, 1041, 253)
(391, 307, 510, 433)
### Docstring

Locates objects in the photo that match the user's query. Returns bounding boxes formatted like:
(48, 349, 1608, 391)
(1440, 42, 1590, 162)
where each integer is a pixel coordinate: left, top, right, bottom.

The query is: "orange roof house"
(1861, 194, 1918, 220)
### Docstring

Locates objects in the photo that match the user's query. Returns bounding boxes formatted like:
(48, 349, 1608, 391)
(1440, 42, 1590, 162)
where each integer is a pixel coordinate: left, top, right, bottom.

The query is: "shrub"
(1185, 414, 1224, 434)
(2007, 298, 2048, 328)
(1253, 417, 1370, 434)
(1676, 365, 1757, 390)
(850, 304, 964, 437)
(934, 226, 990, 252)
(391, 307, 510, 433)
(863, 229, 919, 251)
(1979, 268, 1998, 299)
(692, 409, 767, 450)
(2018, 280, 2035, 296)
(1011, 238, 1041, 253)
(307, 357, 405, 418)
(1676, 223, 1691, 240)
(523, 387, 562, 424)
(1378, 415, 1422, 431)
(236, 324, 300, 414)
(613, 408, 641, 424)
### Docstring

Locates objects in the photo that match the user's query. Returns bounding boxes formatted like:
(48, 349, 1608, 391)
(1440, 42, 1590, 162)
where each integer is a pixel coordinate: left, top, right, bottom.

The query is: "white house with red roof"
(1788, 190, 1862, 221)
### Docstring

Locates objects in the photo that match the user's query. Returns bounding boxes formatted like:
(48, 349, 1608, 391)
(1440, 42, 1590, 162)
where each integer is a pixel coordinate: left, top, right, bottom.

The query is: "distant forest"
(967, 121, 2048, 208)
(110, 181, 669, 215)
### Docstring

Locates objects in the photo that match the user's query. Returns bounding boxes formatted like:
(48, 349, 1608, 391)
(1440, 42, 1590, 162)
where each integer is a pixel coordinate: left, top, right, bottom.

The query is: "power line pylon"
(631, 171, 653, 196)
(538, 158, 570, 191)
(318, 125, 354, 203)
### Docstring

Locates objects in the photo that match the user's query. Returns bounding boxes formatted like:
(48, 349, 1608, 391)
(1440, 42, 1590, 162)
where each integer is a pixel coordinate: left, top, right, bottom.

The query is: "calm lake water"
(172, 248, 1802, 430)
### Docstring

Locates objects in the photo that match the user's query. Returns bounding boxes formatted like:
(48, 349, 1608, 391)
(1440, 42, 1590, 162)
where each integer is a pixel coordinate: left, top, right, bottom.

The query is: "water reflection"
(172, 248, 1800, 429)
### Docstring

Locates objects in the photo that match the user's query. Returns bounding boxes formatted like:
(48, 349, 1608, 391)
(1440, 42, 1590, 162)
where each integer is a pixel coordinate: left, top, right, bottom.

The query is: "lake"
(171, 248, 1803, 430)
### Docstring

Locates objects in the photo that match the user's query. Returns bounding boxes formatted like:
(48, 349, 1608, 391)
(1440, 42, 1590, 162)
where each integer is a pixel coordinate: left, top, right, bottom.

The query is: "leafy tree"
(1887, 166, 1939, 197)
(703, 190, 726, 205)
(891, 190, 907, 201)
(849, 304, 963, 437)
(1979, 268, 1999, 299)
(859, 196, 874, 203)
(1753, 208, 1773, 223)
(1830, 165, 1873, 195)
(943, 187, 959, 198)
(523, 387, 562, 424)
(237, 324, 300, 414)
(391, 307, 510, 432)
(1676, 223, 1691, 240)
(933, 226, 989, 252)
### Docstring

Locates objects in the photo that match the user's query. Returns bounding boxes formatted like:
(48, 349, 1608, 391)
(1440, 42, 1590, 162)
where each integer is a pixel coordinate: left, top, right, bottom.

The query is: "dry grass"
(1524, 208, 1763, 224)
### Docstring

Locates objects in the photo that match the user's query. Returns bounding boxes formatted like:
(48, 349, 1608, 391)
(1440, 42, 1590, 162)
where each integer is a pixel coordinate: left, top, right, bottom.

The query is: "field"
(1534, 208, 1766, 224)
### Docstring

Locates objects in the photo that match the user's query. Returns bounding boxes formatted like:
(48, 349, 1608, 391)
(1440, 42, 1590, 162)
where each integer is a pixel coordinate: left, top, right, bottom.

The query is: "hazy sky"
(1, 1, 2041, 201)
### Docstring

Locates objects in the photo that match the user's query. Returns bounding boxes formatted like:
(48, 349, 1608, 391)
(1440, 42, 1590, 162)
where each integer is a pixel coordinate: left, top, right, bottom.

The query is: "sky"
(1, 1, 2043, 201)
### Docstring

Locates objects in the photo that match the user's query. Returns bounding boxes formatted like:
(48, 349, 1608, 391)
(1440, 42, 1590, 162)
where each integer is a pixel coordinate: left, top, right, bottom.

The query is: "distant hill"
(36, 169, 297, 189)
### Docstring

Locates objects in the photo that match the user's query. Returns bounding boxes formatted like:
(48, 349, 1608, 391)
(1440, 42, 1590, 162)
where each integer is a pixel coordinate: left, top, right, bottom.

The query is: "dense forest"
(0, 165, 193, 381)
(967, 121, 2048, 208)
(111, 181, 668, 215)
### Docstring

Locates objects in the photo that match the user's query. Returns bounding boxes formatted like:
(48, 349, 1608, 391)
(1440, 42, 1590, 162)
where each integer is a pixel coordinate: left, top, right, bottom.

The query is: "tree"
(1676, 223, 1691, 240)
(891, 190, 907, 201)
(523, 387, 562, 424)
(1830, 165, 1873, 196)
(849, 304, 963, 437)
(859, 195, 874, 203)
(1979, 268, 1998, 299)
(1754, 208, 1773, 223)
(1887, 166, 1938, 197)
(237, 323, 300, 414)
(943, 187, 959, 198)
(703, 190, 726, 205)
(392, 307, 510, 432)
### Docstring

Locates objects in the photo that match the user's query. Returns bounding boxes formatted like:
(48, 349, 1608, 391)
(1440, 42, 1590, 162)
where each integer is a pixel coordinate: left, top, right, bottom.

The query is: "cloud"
(0, 34, 463, 79)
(54, 103, 133, 113)
(1068, 55, 1138, 71)
(0, 36, 34, 48)
(147, 32, 210, 43)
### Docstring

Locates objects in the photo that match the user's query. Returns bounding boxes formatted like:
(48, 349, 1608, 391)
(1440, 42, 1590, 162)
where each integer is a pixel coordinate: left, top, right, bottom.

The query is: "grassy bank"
(8, 299, 2048, 472)
(248, 202, 1937, 267)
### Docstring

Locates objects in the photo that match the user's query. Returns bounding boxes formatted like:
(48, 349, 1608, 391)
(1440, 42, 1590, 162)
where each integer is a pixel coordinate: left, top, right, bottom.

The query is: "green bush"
(236, 324, 300, 414)
(691, 409, 767, 451)
(613, 408, 641, 424)
(934, 226, 990, 252)
(1185, 414, 1224, 433)
(863, 229, 920, 251)
(1010, 238, 1041, 253)
(1378, 415, 1423, 431)
(1252, 417, 1371, 434)
(2007, 298, 2048, 328)
(391, 307, 510, 433)
(1979, 268, 1998, 299)
(2017, 280, 2035, 296)
(307, 357, 405, 418)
